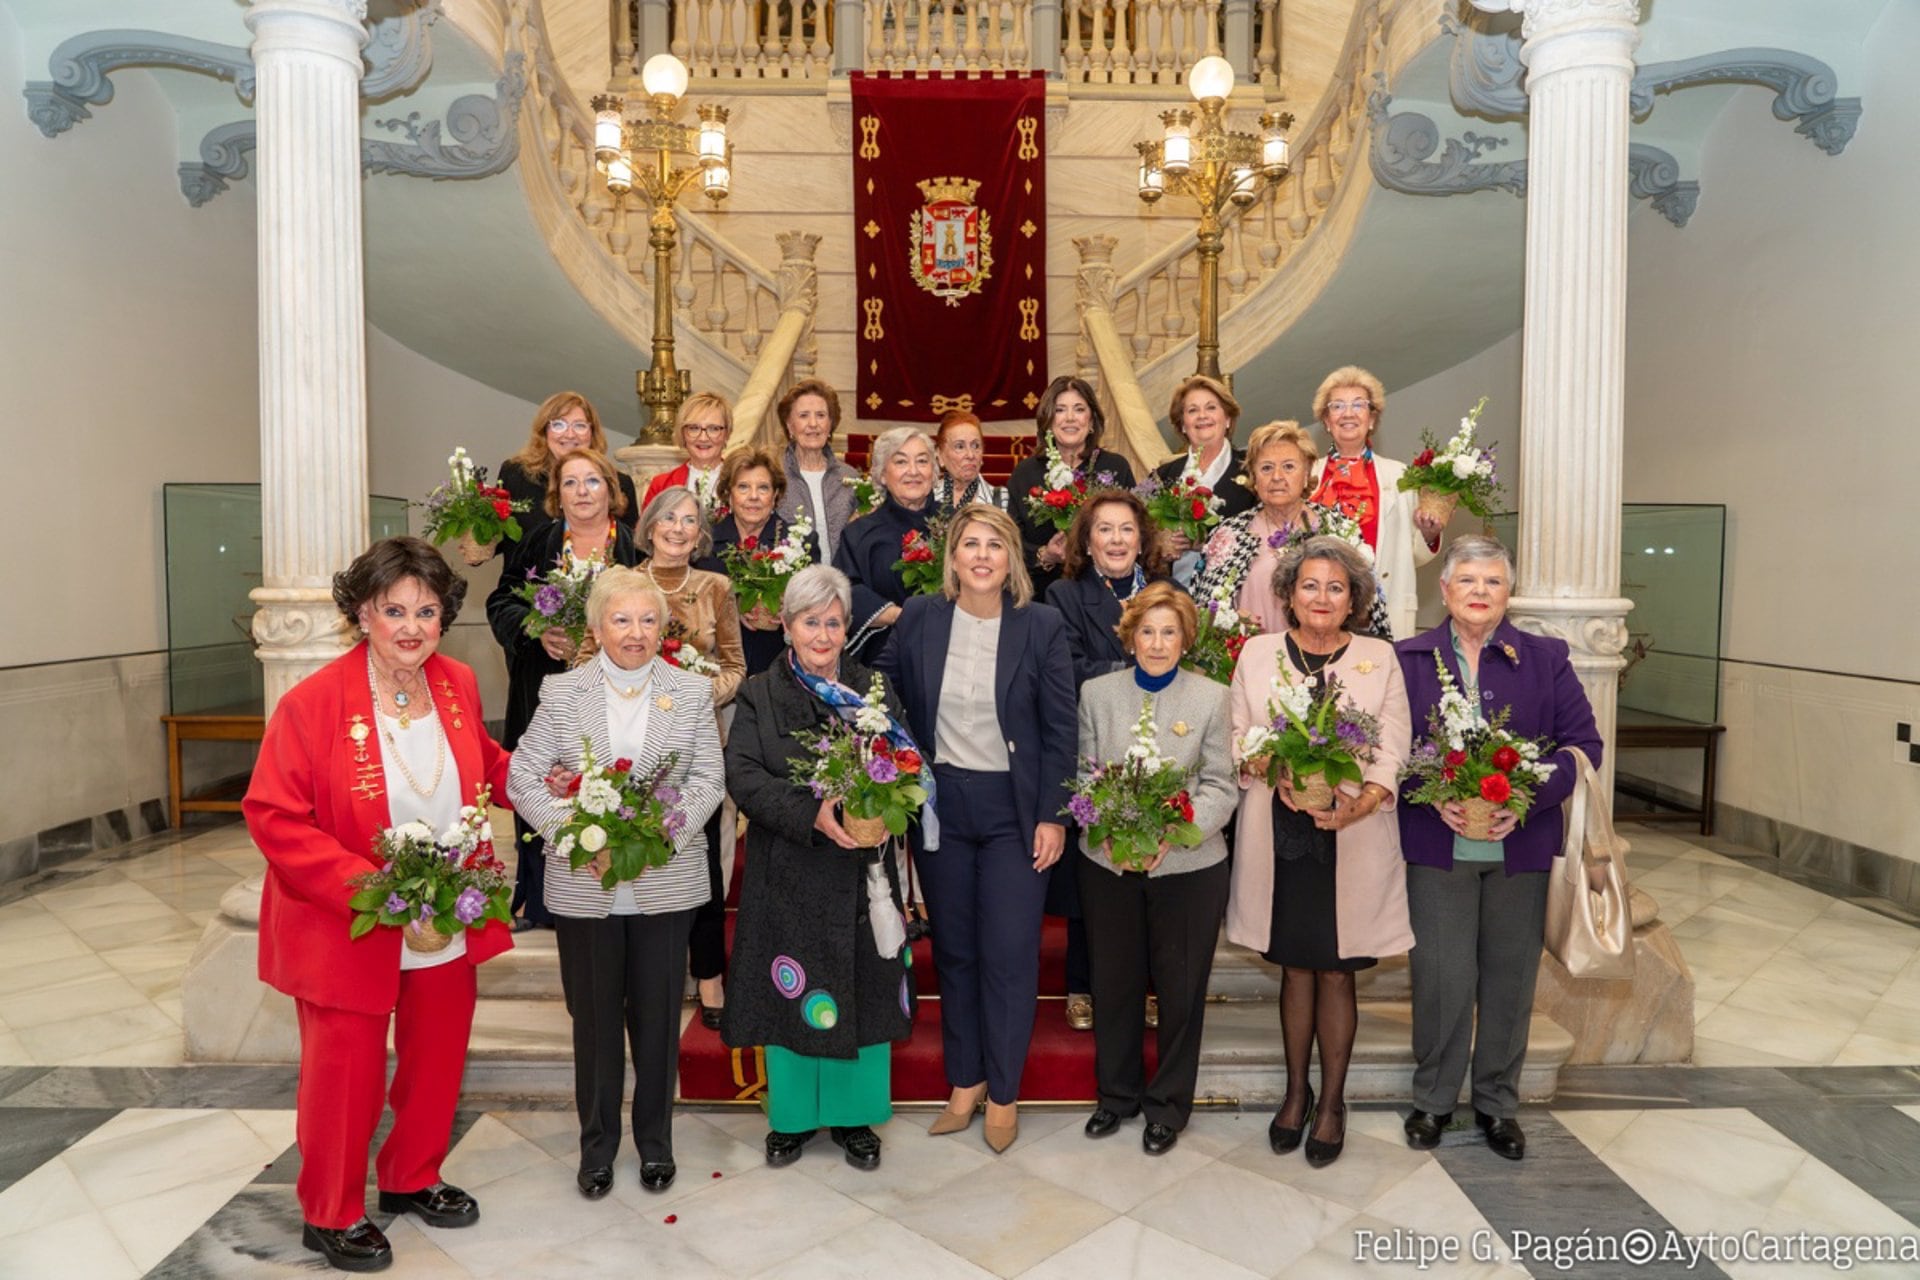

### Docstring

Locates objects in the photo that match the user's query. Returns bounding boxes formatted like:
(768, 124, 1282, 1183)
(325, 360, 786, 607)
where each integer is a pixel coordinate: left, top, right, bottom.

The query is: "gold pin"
(1355, 660, 1376, 674)
(1172, 721, 1190, 737)
(655, 694, 674, 712)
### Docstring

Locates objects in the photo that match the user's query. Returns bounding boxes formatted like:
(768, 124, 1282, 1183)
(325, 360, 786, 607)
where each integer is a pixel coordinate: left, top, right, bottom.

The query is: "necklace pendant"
(393, 689, 410, 708)
(398, 711, 412, 730)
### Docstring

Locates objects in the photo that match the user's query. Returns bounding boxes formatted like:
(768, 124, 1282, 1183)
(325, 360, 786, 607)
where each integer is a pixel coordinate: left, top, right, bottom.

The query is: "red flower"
(1412, 448, 1435, 468)
(1029, 485, 1043, 498)
(1442, 766, 1457, 782)
(612, 758, 634, 773)
(1480, 773, 1512, 804)
(872, 737, 895, 758)
(1165, 790, 1195, 822)
(1190, 498, 1208, 520)
(895, 748, 922, 774)
(566, 774, 583, 796)
(1492, 746, 1521, 774)
(740, 535, 759, 551)
(492, 499, 512, 519)
(1444, 750, 1467, 767)
(1045, 489, 1073, 509)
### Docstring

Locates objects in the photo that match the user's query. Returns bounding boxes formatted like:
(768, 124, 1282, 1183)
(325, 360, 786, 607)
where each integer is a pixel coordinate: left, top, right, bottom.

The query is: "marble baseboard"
(1713, 801, 1920, 918)
(0, 799, 171, 889)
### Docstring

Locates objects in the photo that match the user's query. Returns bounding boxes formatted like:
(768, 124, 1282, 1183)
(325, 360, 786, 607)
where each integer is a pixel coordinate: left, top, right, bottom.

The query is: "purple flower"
(663, 811, 688, 839)
(1307, 728, 1329, 747)
(1067, 794, 1099, 826)
(654, 784, 682, 808)
(815, 737, 832, 753)
(384, 892, 408, 915)
(1093, 470, 1117, 487)
(533, 584, 565, 616)
(1135, 475, 1163, 498)
(866, 757, 899, 784)
(453, 886, 488, 925)
(1336, 720, 1369, 750)
(417, 901, 436, 920)
(808, 781, 827, 799)
(1266, 523, 1294, 550)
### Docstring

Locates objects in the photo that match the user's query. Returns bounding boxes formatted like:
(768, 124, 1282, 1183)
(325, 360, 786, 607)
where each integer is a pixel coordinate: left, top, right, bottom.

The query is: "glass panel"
(1485, 504, 1725, 724)
(164, 486, 414, 715)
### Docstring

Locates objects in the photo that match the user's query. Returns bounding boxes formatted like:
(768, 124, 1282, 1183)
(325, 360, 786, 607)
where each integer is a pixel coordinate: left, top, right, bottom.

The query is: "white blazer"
(1314, 453, 1437, 641)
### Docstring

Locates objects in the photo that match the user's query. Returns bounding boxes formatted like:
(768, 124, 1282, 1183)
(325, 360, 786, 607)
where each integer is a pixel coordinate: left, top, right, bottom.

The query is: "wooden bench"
(163, 709, 265, 829)
(1614, 711, 1725, 836)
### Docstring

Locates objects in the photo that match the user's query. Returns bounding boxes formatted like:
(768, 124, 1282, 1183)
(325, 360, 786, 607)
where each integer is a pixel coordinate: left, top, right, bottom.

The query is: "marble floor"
(0, 822, 1917, 1277)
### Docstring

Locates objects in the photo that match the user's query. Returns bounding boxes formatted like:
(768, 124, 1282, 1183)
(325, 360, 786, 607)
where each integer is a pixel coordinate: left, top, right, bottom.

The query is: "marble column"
(245, 0, 371, 716)
(1474, 0, 1640, 794)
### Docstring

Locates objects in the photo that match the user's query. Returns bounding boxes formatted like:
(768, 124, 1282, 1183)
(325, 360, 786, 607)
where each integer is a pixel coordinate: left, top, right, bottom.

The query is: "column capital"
(1469, 0, 1641, 42)
(246, 0, 370, 63)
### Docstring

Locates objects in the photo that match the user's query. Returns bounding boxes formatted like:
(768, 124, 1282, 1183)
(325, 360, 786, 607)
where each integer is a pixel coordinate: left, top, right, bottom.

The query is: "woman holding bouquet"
(1009, 376, 1137, 600)
(712, 448, 820, 677)
(878, 504, 1077, 1153)
(488, 449, 642, 929)
(1395, 535, 1601, 1161)
(1076, 583, 1236, 1154)
(775, 379, 861, 563)
(641, 392, 732, 514)
(722, 565, 919, 1172)
(933, 408, 1007, 510)
(496, 392, 640, 543)
(1227, 536, 1413, 1169)
(832, 426, 939, 661)
(506, 566, 726, 1199)
(636, 486, 746, 1027)
(244, 536, 513, 1271)
(1149, 375, 1256, 579)
(1309, 366, 1447, 640)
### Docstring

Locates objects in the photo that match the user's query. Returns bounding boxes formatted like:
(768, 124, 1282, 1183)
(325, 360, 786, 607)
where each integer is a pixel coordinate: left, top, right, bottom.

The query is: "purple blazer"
(1394, 618, 1603, 874)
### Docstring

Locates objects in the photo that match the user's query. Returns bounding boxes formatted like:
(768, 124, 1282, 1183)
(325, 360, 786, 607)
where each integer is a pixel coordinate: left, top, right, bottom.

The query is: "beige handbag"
(1545, 746, 1635, 980)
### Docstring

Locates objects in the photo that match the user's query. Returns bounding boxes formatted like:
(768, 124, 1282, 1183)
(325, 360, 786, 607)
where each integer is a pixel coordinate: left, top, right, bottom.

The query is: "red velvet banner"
(851, 72, 1047, 424)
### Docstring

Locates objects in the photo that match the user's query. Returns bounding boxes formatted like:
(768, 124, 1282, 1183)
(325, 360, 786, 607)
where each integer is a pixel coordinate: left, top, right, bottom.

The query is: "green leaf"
(349, 913, 378, 940)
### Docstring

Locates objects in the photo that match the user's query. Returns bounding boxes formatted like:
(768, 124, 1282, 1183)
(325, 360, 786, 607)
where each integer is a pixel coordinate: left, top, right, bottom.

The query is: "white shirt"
(381, 708, 468, 970)
(1190, 443, 1235, 491)
(687, 464, 721, 514)
(801, 469, 833, 561)
(601, 653, 656, 914)
(934, 609, 1010, 772)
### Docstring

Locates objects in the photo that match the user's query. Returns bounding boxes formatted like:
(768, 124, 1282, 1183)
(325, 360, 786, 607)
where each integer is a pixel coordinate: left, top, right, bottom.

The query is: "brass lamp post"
(1135, 55, 1292, 382)
(592, 54, 734, 444)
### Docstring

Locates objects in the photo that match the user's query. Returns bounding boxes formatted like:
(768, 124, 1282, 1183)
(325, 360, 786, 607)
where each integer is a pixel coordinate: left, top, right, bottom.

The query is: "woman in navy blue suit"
(877, 503, 1077, 1154)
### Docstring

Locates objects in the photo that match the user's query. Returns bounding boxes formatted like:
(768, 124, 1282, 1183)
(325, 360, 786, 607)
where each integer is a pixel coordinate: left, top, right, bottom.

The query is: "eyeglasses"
(1326, 400, 1373, 415)
(547, 419, 593, 436)
(683, 423, 728, 438)
(560, 476, 605, 491)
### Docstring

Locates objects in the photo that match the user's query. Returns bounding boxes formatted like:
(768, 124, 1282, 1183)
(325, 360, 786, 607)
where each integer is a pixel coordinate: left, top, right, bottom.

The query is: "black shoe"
(1304, 1104, 1346, 1168)
(1268, 1085, 1315, 1155)
(1404, 1109, 1451, 1150)
(576, 1166, 613, 1199)
(302, 1220, 392, 1272)
(830, 1126, 883, 1170)
(698, 1000, 723, 1031)
(375, 1183, 478, 1229)
(765, 1128, 817, 1167)
(1142, 1122, 1178, 1156)
(1476, 1110, 1526, 1160)
(1084, 1108, 1123, 1139)
(638, 1160, 677, 1191)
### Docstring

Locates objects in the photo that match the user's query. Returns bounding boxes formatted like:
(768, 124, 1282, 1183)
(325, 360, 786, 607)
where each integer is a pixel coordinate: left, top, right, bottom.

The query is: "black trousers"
(510, 814, 552, 925)
(554, 908, 695, 1166)
(1078, 857, 1229, 1130)
(687, 808, 727, 981)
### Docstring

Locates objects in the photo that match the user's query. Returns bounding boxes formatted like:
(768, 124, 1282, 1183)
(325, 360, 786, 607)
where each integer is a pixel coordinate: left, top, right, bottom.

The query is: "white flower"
(391, 820, 435, 844)
(438, 824, 464, 848)
(576, 776, 621, 816)
(554, 833, 577, 858)
(1270, 677, 1314, 725)
(478, 821, 494, 843)
(1237, 725, 1274, 760)
(578, 824, 608, 853)
(855, 704, 890, 735)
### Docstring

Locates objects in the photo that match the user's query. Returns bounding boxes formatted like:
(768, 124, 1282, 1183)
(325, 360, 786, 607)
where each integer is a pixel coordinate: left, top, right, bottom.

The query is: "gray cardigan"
(1075, 666, 1237, 879)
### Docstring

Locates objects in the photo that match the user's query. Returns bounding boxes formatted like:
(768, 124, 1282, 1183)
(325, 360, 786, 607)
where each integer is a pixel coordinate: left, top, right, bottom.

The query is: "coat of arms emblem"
(909, 176, 993, 306)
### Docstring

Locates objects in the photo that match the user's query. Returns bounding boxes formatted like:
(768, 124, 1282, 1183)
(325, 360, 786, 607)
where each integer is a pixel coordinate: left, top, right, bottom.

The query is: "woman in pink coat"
(1227, 535, 1412, 1169)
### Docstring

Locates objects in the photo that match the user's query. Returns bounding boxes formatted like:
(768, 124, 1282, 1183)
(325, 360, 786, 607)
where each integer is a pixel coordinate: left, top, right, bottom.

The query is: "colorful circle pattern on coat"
(801, 989, 838, 1030)
(771, 955, 806, 999)
(899, 973, 911, 1017)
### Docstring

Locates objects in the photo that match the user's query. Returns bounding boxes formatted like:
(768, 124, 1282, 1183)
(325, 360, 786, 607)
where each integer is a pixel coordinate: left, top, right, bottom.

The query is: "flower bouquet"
(512, 557, 599, 660)
(722, 511, 814, 615)
(1137, 460, 1224, 545)
(1396, 396, 1504, 525)
(892, 512, 948, 597)
(424, 447, 530, 565)
(1235, 671, 1383, 811)
(548, 741, 690, 889)
(1401, 652, 1557, 838)
(1182, 583, 1261, 684)
(795, 674, 928, 845)
(845, 472, 881, 519)
(348, 786, 512, 950)
(661, 634, 722, 678)
(1023, 438, 1119, 534)
(1063, 702, 1206, 870)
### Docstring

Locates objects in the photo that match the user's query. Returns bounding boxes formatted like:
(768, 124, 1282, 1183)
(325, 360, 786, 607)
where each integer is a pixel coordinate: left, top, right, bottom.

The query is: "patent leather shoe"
(1083, 1107, 1123, 1139)
(638, 1160, 677, 1191)
(375, 1183, 478, 1228)
(1476, 1110, 1526, 1160)
(1142, 1122, 1178, 1156)
(1403, 1109, 1451, 1150)
(830, 1126, 883, 1170)
(766, 1128, 817, 1167)
(1267, 1085, 1314, 1155)
(576, 1166, 613, 1199)
(302, 1219, 393, 1272)
(698, 1000, 723, 1031)
(1304, 1104, 1346, 1168)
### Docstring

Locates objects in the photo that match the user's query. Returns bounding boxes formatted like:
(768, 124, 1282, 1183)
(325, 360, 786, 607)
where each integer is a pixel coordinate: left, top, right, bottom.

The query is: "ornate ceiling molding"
(23, 31, 256, 138)
(179, 121, 258, 208)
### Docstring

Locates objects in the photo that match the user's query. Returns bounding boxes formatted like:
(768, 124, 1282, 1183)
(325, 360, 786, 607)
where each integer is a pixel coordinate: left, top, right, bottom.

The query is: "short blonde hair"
(636, 485, 713, 560)
(1312, 366, 1387, 430)
(586, 565, 668, 633)
(675, 391, 733, 444)
(1116, 580, 1198, 652)
(1242, 420, 1319, 475)
(1168, 374, 1241, 437)
(942, 504, 1034, 607)
(545, 449, 628, 519)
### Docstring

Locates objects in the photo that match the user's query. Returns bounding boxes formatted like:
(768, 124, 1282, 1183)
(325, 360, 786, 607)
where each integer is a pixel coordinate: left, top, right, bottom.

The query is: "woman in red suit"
(641, 391, 733, 516)
(244, 536, 514, 1273)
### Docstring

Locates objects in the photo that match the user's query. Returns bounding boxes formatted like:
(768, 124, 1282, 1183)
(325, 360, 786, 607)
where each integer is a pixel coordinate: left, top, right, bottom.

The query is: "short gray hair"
(586, 565, 669, 632)
(1271, 535, 1377, 631)
(636, 485, 713, 560)
(782, 563, 852, 622)
(1438, 534, 1515, 583)
(869, 426, 934, 483)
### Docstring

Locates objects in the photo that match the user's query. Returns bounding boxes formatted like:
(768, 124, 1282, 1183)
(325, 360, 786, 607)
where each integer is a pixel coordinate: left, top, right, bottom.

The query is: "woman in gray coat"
(1076, 581, 1237, 1156)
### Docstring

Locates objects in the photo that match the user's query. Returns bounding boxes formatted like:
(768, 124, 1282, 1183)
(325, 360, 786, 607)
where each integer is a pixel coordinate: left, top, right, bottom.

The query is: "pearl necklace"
(368, 653, 445, 797)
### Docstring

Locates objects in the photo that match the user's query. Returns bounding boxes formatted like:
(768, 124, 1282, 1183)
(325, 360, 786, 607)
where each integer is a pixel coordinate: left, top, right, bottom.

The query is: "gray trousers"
(1405, 860, 1549, 1118)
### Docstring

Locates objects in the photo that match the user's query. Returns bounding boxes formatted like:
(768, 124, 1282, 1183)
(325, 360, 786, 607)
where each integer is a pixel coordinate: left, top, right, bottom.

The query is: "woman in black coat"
(722, 565, 918, 1172)
(833, 427, 938, 662)
(495, 391, 640, 547)
(710, 448, 821, 677)
(1008, 376, 1137, 602)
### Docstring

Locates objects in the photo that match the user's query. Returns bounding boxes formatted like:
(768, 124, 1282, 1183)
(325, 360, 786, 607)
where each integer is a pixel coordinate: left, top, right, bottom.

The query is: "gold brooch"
(1501, 642, 1520, 665)
(1355, 660, 1376, 674)
(1172, 721, 1190, 737)
(347, 716, 371, 763)
(655, 694, 674, 712)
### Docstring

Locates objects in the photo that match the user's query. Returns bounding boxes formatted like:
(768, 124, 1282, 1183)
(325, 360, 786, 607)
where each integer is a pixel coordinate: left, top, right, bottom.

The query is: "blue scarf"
(786, 650, 941, 850)
(1134, 663, 1178, 693)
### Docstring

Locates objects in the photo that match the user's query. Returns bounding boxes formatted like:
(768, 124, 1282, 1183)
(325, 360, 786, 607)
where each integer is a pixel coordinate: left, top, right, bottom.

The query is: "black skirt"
(1260, 795, 1376, 972)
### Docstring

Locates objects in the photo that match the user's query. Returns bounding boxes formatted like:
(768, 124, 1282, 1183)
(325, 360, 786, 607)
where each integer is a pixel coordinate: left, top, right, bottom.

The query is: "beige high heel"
(929, 1085, 986, 1136)
(983, 1101, 1019, 1153)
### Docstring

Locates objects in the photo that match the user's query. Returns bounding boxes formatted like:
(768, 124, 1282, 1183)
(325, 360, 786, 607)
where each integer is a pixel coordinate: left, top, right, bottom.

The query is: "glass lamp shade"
(591, 96, 625, 164)
(1228, 166, 1259, 206)
(702, 164, 731, 199)
(1187, 55, 1235, 104)
(1260, 112, 1292, 177)
(1161, 112, 1192, 176)
(605, 154, 635, 194)
(1138, 160, 1164, 201)
(640, 53, 691, 103)
(697, 106, 729, 167)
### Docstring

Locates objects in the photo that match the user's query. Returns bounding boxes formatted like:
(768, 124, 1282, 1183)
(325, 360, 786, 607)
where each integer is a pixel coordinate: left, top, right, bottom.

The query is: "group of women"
(243, 365, 1602, 1273)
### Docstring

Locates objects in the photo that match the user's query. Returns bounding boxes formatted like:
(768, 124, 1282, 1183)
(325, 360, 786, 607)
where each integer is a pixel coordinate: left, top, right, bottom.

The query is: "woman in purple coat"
(1394, 535, 1601, 1162)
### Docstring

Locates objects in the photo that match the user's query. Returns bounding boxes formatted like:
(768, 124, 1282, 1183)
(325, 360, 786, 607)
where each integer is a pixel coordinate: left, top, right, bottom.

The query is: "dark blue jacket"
(834, 495, 934, 662)
(711, 512, 820, 677)
(1394, 618, 1603, 873)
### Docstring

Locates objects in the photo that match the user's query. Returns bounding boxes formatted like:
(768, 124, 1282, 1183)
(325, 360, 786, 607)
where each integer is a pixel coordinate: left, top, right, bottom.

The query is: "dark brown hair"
(1035, 375, 1106, 455)
(1271, 535, 1377, 630)
(1116, 580, 1198, 651)
(544, 449, 629, 519)
(777, 378, 842, 434)
(719, 447, 787, 506)
(1061, 488, 1167, 581)
(333, 536, 467, 629)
